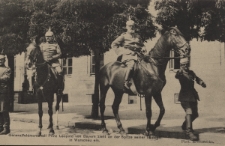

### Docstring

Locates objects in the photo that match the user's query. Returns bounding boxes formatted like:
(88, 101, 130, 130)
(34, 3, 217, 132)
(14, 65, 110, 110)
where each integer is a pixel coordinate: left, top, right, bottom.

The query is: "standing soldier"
(0, 54, 11, 135)
(175, 58, 206, 141)
(111, 18, 146, 90)
(40, 28, 63, 95)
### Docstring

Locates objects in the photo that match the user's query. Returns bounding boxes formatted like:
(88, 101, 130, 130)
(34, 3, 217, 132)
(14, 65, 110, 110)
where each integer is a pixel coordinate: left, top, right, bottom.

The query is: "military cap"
(45, 28, 54, 37)
(180, 57, 189, 64)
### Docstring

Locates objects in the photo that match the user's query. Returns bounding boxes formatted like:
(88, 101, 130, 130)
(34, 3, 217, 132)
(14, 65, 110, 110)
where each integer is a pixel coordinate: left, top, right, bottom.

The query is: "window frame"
(62, 57, 73, 76)
(90, 51, 104, 75)
(169, 50, 180, 71)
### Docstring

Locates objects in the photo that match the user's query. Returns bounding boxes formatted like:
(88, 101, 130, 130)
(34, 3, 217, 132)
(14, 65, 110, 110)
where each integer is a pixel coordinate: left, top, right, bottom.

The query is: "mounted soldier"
(25, 36, 39, 93)
(39, 28, 64, 95)
(111, 18, 146, 90)
(0, 54, 11, 135)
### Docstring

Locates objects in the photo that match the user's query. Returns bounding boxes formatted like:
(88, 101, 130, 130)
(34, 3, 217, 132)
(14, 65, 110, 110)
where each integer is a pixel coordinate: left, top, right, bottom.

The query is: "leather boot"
(182, 114, 197, 131)
(0, 127, 10, 135)
(124, 68, 132, 90)
(186, 114, 197, 141)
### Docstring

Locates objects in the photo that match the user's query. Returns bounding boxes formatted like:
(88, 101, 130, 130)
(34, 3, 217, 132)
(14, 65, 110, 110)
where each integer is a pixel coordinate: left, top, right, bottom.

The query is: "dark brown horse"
(99, 27, 190, 137)
(26, 45, 63, 136)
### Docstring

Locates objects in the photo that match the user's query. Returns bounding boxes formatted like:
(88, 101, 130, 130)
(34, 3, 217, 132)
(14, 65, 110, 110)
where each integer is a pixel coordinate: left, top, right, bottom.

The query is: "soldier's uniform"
(0, 54, 11, 135)
(111, 19, 145, 89)
(175, 58, 206, 141)
(40, 29, 63, 95)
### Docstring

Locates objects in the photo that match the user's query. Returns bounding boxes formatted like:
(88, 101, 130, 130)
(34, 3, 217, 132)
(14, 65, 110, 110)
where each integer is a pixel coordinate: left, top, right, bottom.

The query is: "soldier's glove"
(201, 82, 206, 88)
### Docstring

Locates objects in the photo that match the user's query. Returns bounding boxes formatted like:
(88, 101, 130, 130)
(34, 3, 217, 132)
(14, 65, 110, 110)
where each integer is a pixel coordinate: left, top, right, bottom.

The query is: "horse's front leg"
(48, 99, 55, 135)
(37, 94, 43, 136)
(55, 94, 62, 130)
(112, 91, 126, 135)
(152, 92, 165, 131)
(144, 93, 155, 138)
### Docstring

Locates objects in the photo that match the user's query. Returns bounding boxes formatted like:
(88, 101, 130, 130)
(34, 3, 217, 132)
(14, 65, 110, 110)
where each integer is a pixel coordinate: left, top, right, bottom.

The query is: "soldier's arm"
(52, 44, 62, 60)
(175, 69, 183, 79)
(111, 34, 124, 49)
(0, 67, 11, 83)
(192, 71, 206, 88)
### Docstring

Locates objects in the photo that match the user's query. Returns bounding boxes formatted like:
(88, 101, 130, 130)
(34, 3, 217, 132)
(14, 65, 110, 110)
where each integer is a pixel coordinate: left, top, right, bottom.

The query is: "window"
(90, 51, 104, 75)
(169, 50, 180, 70)
(62, 58, 73, 75)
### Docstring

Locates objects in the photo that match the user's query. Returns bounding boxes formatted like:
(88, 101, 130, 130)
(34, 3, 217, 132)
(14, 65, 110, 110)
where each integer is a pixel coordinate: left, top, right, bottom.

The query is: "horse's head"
(26, 45, 42, 69)
(167, 27, 190, 57)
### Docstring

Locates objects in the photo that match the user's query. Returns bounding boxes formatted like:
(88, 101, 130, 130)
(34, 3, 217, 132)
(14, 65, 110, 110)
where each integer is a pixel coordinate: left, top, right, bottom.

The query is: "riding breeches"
(50, 62, 63, 75)
(55, 66, 63, 75)
(121, 54, 137, 70)
(181, 101, 198, 117)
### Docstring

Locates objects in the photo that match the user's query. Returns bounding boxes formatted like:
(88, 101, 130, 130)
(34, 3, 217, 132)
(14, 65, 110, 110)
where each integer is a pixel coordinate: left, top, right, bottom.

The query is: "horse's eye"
(170, 30, 176, 35)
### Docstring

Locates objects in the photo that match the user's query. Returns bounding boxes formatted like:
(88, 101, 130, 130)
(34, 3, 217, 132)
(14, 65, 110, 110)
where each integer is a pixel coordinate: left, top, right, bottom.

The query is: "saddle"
(111, 55, 162, 95)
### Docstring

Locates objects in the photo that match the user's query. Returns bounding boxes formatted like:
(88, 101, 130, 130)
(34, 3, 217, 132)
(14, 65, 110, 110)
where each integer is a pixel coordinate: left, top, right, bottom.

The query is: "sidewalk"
(6, 102, 225, 145)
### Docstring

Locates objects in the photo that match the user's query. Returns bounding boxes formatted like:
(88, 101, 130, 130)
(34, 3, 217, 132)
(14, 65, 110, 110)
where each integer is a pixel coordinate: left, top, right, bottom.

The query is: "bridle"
(29, 53, 52, 93)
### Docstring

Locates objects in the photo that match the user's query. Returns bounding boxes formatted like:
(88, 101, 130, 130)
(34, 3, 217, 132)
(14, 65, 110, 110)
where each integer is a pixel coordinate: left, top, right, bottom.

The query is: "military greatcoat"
(175, 69, 204, 102)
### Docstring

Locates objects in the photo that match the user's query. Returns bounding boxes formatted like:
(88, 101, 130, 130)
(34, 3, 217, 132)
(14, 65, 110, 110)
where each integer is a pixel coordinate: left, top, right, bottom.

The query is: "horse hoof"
(145, 131, 158, 140)
(102, 130, 109, 135)
(148, 133, 158, 140)
(37, 131, 41, 136)
(120, 130, 127, 136)
(49, 129, 55, 135)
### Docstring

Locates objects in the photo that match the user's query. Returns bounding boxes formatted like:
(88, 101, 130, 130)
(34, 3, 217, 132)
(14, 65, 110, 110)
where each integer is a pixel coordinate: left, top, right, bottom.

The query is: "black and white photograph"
(0, 0, 225, 145)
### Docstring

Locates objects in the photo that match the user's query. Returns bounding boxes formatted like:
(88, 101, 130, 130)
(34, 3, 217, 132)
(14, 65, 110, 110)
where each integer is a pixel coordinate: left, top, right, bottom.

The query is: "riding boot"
(186, 114, 197, 141)
(57, 74, 64, 96)
(182, 114, 197, 131)
(124, 68, 132, 90)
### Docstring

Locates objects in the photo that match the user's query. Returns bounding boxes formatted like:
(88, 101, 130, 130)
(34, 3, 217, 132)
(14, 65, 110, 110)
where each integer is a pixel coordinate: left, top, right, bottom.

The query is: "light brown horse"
(99, 27, 190, 137)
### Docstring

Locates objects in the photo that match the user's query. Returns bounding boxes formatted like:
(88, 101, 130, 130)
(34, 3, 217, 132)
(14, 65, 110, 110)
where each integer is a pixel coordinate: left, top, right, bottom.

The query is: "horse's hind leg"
(99, 84, 109, 134)
(55, 94, 62, 130)
(111, 89, 126, 135)
(152, 92, 165, 131)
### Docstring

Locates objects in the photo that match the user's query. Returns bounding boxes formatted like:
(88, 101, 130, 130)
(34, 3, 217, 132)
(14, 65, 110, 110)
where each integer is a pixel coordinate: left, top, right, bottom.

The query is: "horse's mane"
(29, 45, 41, 62)
(149, 27, 184, 57)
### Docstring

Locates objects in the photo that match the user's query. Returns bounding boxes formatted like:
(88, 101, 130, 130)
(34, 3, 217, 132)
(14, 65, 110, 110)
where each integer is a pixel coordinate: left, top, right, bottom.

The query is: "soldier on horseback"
(25, 36, 38, 93)
(40, 28, 63, 95)
(111, 18, 146, 90)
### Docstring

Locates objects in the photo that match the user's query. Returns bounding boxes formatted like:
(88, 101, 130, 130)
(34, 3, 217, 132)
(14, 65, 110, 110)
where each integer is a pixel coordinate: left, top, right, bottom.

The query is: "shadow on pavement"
(75, 122, 102, 130)
(197, 127, 225, 133)
(84, 115, 114, 120)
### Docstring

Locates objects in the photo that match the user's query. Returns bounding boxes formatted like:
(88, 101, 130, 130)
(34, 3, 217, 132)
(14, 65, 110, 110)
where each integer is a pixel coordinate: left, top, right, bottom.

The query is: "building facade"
(14, 38, 225, 111)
